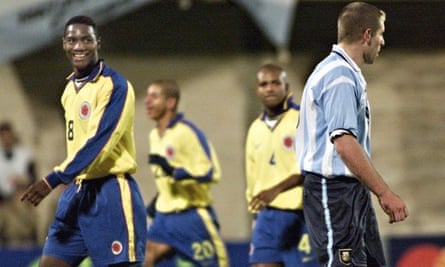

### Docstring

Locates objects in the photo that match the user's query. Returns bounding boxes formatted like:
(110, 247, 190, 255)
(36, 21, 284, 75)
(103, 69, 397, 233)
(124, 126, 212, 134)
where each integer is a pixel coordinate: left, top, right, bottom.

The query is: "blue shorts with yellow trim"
(250, 208, 319, 266)
(42, 174, 147, 267)
(147, 206, 229, 267)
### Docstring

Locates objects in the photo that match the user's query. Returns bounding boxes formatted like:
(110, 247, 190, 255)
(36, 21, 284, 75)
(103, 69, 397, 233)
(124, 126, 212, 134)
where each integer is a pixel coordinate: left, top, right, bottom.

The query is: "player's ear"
(166, 97, 177, 111)
(363, 28, 372, 44)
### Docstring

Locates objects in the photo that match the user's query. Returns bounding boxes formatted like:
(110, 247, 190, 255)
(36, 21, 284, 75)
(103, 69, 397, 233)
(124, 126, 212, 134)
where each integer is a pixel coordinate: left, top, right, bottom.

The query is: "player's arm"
(151, 126, 217, 183)
(333, 133, 408, 223)
(20, 178, 52, 206)
(249, 173, 303, 211)
(244, 129, 255, 208)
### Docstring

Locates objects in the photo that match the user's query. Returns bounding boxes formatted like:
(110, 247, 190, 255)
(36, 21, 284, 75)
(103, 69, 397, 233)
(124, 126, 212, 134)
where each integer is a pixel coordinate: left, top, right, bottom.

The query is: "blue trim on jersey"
(46, 63, 129, 188)
(66, 60, 104, 81)
(167, 113, 214, 183)
(260, 95, 299, 121)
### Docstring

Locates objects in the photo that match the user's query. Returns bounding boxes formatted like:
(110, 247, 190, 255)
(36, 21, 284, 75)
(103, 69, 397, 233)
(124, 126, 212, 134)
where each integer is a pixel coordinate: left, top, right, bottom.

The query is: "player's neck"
(156, 113, 176, 137)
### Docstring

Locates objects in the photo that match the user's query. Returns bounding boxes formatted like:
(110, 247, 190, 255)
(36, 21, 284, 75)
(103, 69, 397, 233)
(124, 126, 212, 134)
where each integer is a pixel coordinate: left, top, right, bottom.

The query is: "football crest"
(165, 145, 175, 160)
(339, 248, 352, 265)
(79, 101, 91, 120)
(282, 135, 294, 151)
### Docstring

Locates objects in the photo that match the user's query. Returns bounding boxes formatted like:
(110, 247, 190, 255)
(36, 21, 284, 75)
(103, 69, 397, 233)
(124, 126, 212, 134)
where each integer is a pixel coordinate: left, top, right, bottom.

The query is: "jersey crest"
(165, 145, 175, 160)
(79, 101, 92, 120)
(282, 135, 293, 151)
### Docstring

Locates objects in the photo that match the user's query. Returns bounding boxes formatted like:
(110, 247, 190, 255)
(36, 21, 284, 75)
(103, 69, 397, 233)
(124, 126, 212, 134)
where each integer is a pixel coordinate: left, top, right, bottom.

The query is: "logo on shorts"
(339, 248, 352, 265)
(79, 101, 91, 120)
(111, 240, 123, 255)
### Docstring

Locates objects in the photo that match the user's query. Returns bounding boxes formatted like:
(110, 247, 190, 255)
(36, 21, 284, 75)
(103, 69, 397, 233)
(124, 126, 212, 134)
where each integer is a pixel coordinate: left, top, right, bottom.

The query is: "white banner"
(0, 0, 157, 64)
(0, 0, 299, 63)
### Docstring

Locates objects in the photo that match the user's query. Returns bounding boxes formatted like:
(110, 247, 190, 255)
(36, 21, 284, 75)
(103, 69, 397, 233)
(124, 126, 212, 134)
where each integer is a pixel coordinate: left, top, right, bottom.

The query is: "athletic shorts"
(42, 174, 147, 267)
(249, 208, 319, 266)
(303, 172, 386, 267)
(147, 207, 229, 267)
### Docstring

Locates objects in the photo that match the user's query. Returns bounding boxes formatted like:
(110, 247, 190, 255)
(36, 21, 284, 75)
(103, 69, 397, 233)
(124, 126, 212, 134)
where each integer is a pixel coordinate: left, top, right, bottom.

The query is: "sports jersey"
(45, 60, 137, 188)
(245, 95, 303, 211)
(297, 45, 370, 177)
(149, 113, 221, 213)
(41, 60, 146, 266)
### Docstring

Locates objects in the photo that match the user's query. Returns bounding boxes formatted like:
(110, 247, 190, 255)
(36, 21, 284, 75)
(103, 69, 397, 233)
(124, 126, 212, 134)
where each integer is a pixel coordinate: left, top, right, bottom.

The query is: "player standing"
(297, 2, 408, 266)
(245, 64, 319, 267)
(21, 15, 147, 267)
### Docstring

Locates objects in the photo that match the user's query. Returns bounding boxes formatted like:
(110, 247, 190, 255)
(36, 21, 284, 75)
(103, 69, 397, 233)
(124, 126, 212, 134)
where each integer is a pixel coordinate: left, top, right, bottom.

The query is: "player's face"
(363, 20, 385, 64)
(144, 84, 169, 122)
(63, 24, 100, 75)
(256, 70, 288, 109)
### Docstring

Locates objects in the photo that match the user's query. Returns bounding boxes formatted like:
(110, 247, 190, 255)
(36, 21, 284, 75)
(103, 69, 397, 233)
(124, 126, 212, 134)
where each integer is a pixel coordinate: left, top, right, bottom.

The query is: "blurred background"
(0, 0, 445, 266)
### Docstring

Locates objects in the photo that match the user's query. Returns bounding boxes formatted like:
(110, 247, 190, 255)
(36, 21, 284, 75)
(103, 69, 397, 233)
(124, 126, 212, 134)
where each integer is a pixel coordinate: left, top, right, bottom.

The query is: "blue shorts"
(42, 174, 147, 267)
(303, 173, 386, 267)
(147, 207, 229, 267)
(249, 208, 319, 266)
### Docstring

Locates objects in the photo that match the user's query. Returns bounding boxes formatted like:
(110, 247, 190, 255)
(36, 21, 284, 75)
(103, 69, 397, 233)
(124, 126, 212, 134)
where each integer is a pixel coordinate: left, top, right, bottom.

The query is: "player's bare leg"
(39, 255, 71, 267)
(144, 241, 174, 267)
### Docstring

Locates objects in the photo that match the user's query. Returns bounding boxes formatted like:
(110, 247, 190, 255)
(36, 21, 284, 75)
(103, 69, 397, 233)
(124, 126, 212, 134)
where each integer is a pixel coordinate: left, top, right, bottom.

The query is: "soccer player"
(245, 64, 319, 267)
(20, 15, 147, 267)
(143, 79, 229, 267)
(297, 2, 409, 266)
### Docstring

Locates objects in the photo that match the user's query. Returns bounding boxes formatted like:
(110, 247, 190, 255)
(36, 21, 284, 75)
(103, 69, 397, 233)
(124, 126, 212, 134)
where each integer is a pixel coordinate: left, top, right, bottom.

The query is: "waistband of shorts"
(266, 207, 303, 213)
(73, 173, 131, 192)
(161, 205, 211, 214)
(304, 171, 358, 183)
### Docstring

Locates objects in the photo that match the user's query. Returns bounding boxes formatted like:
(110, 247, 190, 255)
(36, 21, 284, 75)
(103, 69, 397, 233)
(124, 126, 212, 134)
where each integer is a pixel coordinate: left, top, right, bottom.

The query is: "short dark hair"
(64, 15, 97, 33)
(257, 63, 288, 84)
(337, 2, 385, 43)
(152, 79, 181, 101)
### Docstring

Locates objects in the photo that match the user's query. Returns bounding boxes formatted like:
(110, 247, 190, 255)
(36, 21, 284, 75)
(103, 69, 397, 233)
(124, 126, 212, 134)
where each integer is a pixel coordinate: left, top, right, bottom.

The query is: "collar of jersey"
(167, 113, 184, 128)
(260, 94, 299, 121)
(331, 45, 361, 72)
(65, 59, 104, 82)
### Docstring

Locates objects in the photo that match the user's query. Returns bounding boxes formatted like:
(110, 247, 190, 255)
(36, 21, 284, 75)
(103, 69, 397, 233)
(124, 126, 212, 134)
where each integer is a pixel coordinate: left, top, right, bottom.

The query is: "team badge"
(111, 240, 123, 255)
(165, 145, 175, 160)
(79, 101, 91, 120)
(282, 135, 294, 151)
(339, 248, 352, 265)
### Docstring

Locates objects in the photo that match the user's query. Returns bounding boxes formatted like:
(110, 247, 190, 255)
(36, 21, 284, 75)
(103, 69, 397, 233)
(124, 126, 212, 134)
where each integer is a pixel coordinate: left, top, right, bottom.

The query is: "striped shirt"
(297, 45, 371, 177)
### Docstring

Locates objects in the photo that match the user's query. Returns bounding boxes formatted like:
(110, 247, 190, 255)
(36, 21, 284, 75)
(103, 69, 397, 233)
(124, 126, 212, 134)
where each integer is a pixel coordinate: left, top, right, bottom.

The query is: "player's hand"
(249, 187, 280, 212)
(20, 179, 52, 206)
(378, 190, 409, 224)
(148, 154, 174, 175)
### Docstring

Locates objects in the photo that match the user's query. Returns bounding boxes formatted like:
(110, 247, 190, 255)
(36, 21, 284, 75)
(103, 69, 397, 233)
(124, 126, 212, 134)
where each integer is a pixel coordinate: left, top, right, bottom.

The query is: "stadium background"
(1, 0, 445, 266)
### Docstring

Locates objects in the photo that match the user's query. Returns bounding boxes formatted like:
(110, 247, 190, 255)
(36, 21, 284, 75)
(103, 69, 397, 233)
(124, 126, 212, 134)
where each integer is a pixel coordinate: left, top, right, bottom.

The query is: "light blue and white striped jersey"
(297, 45, 371, 177)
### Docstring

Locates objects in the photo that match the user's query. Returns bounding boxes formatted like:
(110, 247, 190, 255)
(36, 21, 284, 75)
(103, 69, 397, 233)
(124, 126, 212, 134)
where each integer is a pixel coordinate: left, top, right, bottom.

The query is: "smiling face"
(63, 23, 100, 76)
